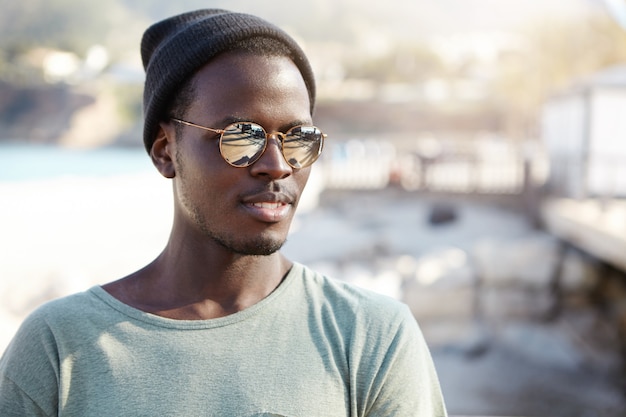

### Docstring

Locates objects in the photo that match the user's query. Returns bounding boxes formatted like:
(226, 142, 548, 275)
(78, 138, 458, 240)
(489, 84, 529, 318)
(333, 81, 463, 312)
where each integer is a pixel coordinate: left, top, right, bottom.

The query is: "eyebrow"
(216, 116, 314, 132)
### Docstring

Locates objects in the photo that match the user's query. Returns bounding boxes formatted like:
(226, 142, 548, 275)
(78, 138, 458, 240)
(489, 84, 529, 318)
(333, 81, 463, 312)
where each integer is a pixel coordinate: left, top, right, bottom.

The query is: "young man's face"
(165, 51, 313, 255)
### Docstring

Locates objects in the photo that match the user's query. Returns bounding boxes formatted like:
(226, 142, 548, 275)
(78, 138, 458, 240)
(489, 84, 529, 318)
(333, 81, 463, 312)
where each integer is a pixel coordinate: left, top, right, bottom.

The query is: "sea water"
(0, 142, 153, 181)
(0, 142, 172, 351)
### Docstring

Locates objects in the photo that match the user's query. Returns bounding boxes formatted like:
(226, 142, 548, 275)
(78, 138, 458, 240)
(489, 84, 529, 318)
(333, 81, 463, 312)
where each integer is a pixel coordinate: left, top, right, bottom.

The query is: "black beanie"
(140, 9, 316, 152)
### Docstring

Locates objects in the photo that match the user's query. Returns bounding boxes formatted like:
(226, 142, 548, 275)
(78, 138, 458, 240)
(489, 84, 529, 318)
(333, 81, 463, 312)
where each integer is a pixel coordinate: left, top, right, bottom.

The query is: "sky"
(110, 0, 614, 47)
(216, 0, 609, 38)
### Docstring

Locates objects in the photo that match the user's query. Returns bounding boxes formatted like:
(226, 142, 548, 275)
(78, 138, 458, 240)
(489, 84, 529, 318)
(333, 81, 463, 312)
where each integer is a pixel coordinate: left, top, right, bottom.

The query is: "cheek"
(298, 169, 311, 186)
(293, 169, 311, 203)
(175, 138, 226, 181)
(174, 146, 236, 203)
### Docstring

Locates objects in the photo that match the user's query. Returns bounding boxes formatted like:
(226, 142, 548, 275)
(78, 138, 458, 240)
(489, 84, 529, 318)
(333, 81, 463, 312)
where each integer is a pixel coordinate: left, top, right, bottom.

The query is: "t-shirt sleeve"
(0, 374, 52, 417)
(358, 304, 448, 417)
(0, 309, 60, 417)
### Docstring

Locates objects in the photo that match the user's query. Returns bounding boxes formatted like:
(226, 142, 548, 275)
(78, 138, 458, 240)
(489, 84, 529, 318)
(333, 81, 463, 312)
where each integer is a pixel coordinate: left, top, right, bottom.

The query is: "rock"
(474, 234, 560, 289)
(559, 248, 601, 293)
(428, 203, 458, 225)
(402, 248, 477, 319)
(480, 287, 555, 319)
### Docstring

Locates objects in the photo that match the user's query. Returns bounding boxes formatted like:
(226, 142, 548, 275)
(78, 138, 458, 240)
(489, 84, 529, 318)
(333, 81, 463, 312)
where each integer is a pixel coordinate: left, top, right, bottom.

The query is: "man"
(0, 9, 447, 416)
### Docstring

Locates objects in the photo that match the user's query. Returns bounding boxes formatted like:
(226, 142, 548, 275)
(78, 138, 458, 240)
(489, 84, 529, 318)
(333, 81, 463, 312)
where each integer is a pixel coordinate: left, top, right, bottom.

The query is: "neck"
(103, 235, 292, 320)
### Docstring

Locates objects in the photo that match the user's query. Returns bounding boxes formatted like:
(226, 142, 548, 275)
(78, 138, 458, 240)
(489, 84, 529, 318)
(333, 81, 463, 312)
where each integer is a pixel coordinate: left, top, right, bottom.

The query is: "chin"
(213, 233, 286, 256)
(235, 225, 290, 256)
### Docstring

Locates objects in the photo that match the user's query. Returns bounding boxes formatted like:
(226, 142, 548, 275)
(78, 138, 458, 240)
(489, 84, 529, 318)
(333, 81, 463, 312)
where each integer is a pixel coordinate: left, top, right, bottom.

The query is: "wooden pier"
(541, 198, 626, 272)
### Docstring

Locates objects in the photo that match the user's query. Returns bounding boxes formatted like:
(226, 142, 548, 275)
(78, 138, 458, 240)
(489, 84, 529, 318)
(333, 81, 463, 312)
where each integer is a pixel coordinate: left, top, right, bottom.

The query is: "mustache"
(241, 182, 298, 203)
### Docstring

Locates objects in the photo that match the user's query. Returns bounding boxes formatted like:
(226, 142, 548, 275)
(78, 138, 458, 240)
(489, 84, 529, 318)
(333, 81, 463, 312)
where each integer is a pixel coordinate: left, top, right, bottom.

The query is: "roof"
(583, 64, 626, 87)
(547, 64, 626, 99)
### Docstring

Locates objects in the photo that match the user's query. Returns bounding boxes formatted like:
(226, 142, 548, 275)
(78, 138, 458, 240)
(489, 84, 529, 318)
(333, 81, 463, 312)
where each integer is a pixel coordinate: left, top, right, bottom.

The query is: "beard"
(174, 147, 290, 256)
(213, 235, 284, 256)
(202, 220, 286, 256)
(185, 193, 286, 256)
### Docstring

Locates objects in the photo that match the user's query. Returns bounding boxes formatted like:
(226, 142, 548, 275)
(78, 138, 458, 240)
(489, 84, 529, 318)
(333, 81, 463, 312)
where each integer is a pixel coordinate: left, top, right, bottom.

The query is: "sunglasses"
(170, 118, 326, 169)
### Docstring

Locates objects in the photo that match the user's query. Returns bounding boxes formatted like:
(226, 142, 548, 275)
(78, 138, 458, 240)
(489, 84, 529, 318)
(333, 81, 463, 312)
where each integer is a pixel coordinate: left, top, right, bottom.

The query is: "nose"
(248, 134, 292, 179)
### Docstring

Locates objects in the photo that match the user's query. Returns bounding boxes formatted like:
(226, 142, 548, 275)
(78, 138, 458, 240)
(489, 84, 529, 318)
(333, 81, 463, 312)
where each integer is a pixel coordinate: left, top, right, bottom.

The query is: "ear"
(150, 122, 176, 178)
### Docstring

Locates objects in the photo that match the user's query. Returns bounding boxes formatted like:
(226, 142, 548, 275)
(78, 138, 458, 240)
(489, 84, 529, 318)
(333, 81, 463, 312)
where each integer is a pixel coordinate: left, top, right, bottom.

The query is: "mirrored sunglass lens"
(283, 126, 323, 168)
(220, 123, 266, 166)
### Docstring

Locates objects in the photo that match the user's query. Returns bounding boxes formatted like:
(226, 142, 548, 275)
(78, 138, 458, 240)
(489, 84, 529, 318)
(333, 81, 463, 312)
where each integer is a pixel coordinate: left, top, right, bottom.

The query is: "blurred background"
(1, 0, 626, 415)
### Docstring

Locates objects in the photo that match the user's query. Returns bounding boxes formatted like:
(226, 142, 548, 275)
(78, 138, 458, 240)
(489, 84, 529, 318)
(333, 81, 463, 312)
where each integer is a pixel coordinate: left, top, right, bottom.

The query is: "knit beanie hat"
(140, 9, 316, 152)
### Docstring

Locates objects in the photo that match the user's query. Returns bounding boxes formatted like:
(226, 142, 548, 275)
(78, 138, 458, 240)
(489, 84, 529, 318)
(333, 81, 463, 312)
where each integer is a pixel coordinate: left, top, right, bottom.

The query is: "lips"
(250, 202, 285, 210)
(241, 191, 294, 223)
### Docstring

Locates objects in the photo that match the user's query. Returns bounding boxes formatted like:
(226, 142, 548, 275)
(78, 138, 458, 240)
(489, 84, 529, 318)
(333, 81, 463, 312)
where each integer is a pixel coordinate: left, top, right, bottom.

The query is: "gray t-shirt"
(0, 263, 447, 416)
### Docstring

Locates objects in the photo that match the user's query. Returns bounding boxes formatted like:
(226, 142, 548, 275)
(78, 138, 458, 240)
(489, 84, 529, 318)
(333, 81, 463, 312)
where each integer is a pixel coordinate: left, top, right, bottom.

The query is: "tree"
(491, 11, 626, 139)
(0, 0, 130, 56)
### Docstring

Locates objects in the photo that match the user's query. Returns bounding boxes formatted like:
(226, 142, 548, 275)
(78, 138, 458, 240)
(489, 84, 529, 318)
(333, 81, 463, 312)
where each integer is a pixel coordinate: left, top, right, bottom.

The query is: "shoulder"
(3, 288, 106, 354)
(0, 291, 99, 416)
(293, 263, 415, 328)
(24, 288, 101, 327)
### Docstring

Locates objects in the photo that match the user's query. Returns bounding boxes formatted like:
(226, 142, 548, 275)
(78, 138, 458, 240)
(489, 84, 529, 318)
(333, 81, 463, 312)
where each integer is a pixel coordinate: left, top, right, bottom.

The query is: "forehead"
(186, 51, 311, 124)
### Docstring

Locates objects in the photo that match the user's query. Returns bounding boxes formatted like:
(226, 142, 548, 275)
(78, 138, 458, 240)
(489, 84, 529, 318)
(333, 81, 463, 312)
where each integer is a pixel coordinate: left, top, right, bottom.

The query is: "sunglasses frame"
(170, 118, 325, 169)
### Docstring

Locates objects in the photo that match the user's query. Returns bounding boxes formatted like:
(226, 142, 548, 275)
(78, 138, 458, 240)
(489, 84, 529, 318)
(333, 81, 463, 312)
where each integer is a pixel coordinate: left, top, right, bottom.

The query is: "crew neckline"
(88, 262, 301, 330)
